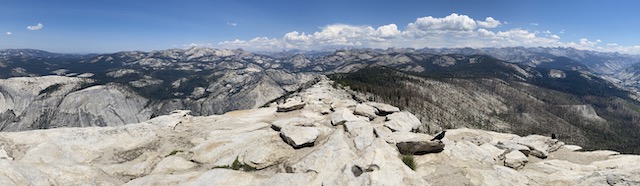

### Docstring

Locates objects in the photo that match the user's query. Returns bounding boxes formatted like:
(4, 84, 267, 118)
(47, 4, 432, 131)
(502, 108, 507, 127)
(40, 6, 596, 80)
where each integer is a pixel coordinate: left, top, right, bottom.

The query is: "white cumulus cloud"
(477, 17, 501, 28)
(227, 22, 237, 27)
(284, 31, 311, 42)
(311, 24, 370, 46)
(218, 13, 640, 54)
(5, 32, 11, 35)
(477, 29, 495, 37)
(27, 23, 44, 31)
(579, 38, 601, 47)
(375, 24, 401, 38)
(183, 43, 214, 48)
(407, 13, 478, 32)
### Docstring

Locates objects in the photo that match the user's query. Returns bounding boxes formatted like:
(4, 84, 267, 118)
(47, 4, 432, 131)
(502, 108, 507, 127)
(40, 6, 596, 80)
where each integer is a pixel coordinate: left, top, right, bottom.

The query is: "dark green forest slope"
(330, 67, 640, 153)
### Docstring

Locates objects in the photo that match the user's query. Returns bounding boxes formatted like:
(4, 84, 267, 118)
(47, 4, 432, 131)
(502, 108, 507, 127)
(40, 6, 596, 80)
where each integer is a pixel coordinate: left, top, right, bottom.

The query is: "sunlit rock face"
(0, 78, 638, 185)
(0, 47, 319, 131)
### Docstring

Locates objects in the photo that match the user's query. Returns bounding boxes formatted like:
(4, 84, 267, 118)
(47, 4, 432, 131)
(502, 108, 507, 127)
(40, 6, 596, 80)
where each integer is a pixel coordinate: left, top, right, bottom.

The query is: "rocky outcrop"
(384, 111, 422, 132)
(331, 108, 361, 126)
(51, 84, 152, 128)
(277, 97, 306, 112)
(280, 126, 320, 149)
(516, 135, 564, 159)
(344, 121, 375, 150)
(495, 141, 532, 156)
(504, 150, 528, 169)
(270, 117, 312, 131)
(365, 102, 400, 115)
(0, 70, 317, 131)
(353, 104, 378, 120)
(0, 77, 638, 185)
(397, 141, 445, 155)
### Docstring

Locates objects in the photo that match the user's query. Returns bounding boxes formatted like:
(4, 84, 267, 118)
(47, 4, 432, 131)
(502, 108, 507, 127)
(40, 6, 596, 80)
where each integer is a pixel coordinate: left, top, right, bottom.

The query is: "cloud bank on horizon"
(218, 13, 640, 54)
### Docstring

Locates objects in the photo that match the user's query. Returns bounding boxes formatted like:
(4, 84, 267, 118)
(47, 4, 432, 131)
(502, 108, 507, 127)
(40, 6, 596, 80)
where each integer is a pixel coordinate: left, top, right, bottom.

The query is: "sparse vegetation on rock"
(401, 155, 417, 170)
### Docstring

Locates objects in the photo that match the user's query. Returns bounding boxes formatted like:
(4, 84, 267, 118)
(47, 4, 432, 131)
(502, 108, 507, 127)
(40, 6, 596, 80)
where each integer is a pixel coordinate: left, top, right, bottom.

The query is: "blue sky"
(1, 0, 639, 54)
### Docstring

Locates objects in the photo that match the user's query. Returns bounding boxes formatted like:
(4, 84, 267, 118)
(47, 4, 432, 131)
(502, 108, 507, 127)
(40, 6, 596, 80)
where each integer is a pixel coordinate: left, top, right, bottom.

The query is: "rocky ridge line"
(0, 76, 638, 185)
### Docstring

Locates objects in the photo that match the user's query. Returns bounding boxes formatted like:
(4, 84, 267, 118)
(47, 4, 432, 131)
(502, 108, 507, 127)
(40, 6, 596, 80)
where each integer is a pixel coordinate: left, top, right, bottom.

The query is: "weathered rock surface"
(0, 70, 318, 132)
(397, 140, 445, 155)
(330, 99, 357, 110)
(504, 150, 528, 169)
(384, 111, 422, 132)
(0, 77, 638, 185)
(353, 104, 378, 120)
(331, 108, 361, 126)
(277, 97, 306, 112)
(495, 141, 532, 156)
(564, 145, 583, 151)
(516, 135, 564, 158)
(152, 156, 197, 174)
(344, 121, 375, 150)
(365, 102, 400, 115)
(271, 117, 313, 131)
(280, 126, 320, 149)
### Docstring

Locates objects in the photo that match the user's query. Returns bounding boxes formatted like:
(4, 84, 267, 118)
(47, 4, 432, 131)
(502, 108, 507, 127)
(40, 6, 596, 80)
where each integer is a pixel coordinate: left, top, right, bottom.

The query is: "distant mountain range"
(0, 47, 319, 131)
(1, 47, 640, 153)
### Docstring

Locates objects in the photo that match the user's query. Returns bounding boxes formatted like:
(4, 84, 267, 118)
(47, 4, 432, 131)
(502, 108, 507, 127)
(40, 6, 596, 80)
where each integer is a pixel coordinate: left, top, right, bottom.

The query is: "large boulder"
(495, 141, 531, 156)
(331, 108, 361, 126)
(373, 125, 394, 143)
(190, 129, 293, 168)
(365, 102, 400, 115)
(504, 150, 528, 169)
(479, 143, 507, 162)
(330, 99, 357, 110)
(396, 140, 445, 155)
(381, 131, 432, 144)
(384, 111, 421, 132)
(443, 140, 499, 165)
(353, 104, 378, 120)
(277, 97, 306, 112)
(516, 135, 564, 159)
(351, 139, 430, 185)
(280, 126, 320, 149)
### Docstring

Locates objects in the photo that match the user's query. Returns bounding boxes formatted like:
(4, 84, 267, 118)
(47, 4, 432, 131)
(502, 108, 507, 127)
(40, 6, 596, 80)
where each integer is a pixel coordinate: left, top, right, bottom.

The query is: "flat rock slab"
(365, 102, 400, 115)
(495, 141, 531, 156)
(384, 111, 421, 132)
(516, 135, 564, 159)
(385, 132, 432, 144)
(396, 140, 445, 155)
(330, 99, 357, 110)
(563, 145, 583, 151)
(280, 126, 320, 149)
(354, 104, 378, 120)
(271, 117, 313, 131)
(277, 98, 306, 112)
(331, 108, 361, 126)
